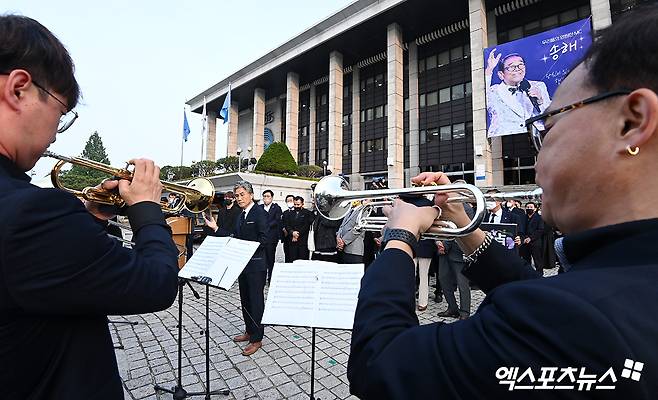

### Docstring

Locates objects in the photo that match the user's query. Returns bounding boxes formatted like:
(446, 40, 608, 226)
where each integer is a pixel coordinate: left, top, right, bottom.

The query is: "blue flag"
(219, 84, 231, 124)
(183, 110, 191, 142)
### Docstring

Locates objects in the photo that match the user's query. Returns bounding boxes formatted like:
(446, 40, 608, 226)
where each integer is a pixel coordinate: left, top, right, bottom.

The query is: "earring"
(627, 145, 640, 156)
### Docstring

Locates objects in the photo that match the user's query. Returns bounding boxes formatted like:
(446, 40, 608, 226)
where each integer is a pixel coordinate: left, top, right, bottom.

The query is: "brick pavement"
(113, 246, 554, 400)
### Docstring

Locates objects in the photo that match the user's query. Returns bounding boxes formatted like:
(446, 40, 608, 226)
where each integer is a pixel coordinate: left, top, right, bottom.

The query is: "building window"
(317, 148, 327, 162)
(384, 104, 387, 117)
(343, 85, 350, 98)
(465, 81, 472, 97)
(440, 125, 451, 141)
(427, 127, 438, 142)
(366, 77, 374, 87)
(343, 143, 352, 156)
(299, 125, 308, 137)
(418, 58, 425, 73)
(439, 88, 451, 104)
(404, 98, 409, 112)
(464, 44, 470, 59)
(343, 113, 352, 126)
(374, 105, 384, 119)
(366, 108, 374, 121)
(420, 129, 426, 144)
(317, 120, 327, 133)
(427, 91, 438, 106)
(451, 84, 465, 100)
(426, 55, 437, 70)
(360, 109, 366, 122)
(375, 73, 385, 87)
(373, 138, 385, 151)
(450, 46, 463, 61)
(419, 94, 426, 108)
(360, 80, 366, 92)
(452, 123, 465, 140)
(438, 50, 450, 67)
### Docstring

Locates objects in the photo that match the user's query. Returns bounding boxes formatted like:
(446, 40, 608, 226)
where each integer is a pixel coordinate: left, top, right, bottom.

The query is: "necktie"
(489, 213, 496, 223)
(240, 211, 246, 226)
(508, 87, 519, 94)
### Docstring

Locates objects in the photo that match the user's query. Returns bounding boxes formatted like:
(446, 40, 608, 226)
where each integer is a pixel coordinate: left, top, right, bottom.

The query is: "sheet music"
(262, 261, 364, 330)
(178, 236, 259, 290)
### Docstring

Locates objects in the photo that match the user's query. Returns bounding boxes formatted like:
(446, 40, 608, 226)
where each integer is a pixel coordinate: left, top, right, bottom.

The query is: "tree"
(58, 131, 112, 190)
(254, 142, 298, 174)
(216, 156, 239, 173)
(191, 160, 217, 177)
(297, 164, 322, 178)
(160, 165, 193, 181)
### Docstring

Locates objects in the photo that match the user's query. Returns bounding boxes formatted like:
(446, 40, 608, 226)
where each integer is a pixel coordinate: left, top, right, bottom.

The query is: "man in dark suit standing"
(348, 8, 658, 398)
(284, 196, 312, 261)
(521, 201, 545, 274)
(0, 15, 179, 400)
(204, 181, 267, 356)
(260, 189, 282, 283)
(281, 194, 295, 262)
(484, 188, 526, 238)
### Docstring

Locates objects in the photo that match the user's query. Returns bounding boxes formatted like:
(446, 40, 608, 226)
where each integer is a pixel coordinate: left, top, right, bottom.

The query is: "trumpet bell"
(183, 178, 215, 213)
(313, 176, 352, 220)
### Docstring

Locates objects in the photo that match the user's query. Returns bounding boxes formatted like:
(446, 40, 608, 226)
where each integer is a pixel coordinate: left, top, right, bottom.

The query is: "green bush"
(255, 142, 298, 174)
(297, 164, 322, 178)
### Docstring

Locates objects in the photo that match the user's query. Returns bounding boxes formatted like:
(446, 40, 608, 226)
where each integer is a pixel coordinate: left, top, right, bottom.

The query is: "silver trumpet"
(313, 176, 542, 240)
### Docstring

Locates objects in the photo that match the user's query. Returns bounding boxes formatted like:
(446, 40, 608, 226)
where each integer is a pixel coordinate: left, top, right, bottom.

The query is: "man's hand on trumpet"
(84, 158, 163, 220)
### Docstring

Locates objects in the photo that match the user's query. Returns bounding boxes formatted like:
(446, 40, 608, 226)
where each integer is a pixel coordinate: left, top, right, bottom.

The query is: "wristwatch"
(381, 228, 418, 258)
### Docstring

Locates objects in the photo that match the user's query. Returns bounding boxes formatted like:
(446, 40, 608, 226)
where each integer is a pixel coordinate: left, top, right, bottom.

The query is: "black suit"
(0, 155, 179, 400)
(284, 207, 312, 261)
(522, 211, 545, 272)
(260, 202, 283, 282)
(485, 208, 525, 236)
(348, 218, 658, 399)
(213, 203, 267, 342)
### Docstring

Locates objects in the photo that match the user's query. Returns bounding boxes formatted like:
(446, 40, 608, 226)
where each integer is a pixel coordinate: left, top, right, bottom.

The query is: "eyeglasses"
(504, 63, 525, 72)
(0, 72, 78, 133)
(524, 90, 632, 152)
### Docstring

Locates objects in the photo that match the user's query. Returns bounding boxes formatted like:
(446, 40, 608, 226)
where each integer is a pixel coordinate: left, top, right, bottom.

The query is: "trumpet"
(313, 176, 542, 240)
(43, 151, 215, 214)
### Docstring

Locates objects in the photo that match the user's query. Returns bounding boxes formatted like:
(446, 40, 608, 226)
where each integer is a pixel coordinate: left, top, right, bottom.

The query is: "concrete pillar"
(227, 102, 239, 156)
(590, 0, 612, 30)
(309, 85, 316, 165)
(487, 10, 504, 185)
(469, 0, 499, 187)
(386, 23, 405, 189)
(407, 41, 420, 181)
(328, 51, 343, 175)
(252, 88, 265, 159)
(285, 72, 299, 162)
(351, 67, 362, 187)
(206, 110, 217, 161)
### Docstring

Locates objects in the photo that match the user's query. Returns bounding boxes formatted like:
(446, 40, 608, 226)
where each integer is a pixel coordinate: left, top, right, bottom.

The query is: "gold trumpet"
(43, 151, 215, 214)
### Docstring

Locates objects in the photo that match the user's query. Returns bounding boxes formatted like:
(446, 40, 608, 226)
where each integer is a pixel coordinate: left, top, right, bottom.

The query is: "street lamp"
(247, 146, 253, 171)
(322, 160, 327, 176)
(237, 147, 242, 173)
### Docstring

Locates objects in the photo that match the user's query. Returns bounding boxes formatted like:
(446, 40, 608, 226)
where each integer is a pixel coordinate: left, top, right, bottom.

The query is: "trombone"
(43, 151, 215, 214)
(313, 176, 542, 240)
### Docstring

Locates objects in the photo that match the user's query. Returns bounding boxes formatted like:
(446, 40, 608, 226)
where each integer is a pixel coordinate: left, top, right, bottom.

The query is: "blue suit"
(0, 155, 179, 400)
(348, 219, 658, 399)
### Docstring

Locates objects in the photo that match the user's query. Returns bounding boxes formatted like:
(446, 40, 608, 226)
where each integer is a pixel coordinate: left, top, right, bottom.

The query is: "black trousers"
(238, 271, 266, 343)
(289, 243, 309, 261)
(283, 240, 292, 263)
(264, 243, 277, 282)
(341, 252, 363, 264)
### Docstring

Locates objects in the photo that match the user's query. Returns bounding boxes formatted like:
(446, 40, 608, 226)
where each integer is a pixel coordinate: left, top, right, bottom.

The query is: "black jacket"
(485, 208, 526, 237)
(213, 203, 268, 273)
(312, 212, 342, 253)
(526, 211, 544, 243)
(260, 202, 283, 244)
(348, 218, 658, 399)
(284, 207, 312, 247)
(217, 204, 241, 234)
(0, 155, 179, 400)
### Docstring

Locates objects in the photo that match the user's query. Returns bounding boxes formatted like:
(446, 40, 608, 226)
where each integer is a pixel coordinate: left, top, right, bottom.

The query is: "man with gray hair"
(204, 180, 268, 356)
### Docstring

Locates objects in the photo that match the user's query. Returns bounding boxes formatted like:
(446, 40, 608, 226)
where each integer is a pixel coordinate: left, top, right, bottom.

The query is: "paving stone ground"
(113, 244, 554, 399)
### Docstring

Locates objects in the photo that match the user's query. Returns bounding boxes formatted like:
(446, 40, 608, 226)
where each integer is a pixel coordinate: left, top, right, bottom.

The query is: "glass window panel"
(438, 51, 450, 67)
(440, 125, 451, 141)
(465, 82, 472, 97)
(452, 123, 465, 140)
(404, 98, 409, 112)
(451, 84, 465, 100)
(366, 108, 374, 121)
(374, 105, 383, 119)
(578, 5, 591, 17)
(418, 58, 425, 73)
(427, 91, 438, 106)
(384, 104, 388, 117)
(509, 27, 523, 40)
(360, 80, 366, 91)
(439, 88, 450, 103)
(520, 156, 536, 167)
(367, 77, 374, 86)
(420, 130, 426, 144)
(450, 46, 463, 61)
(360, 110, 365, 122)
(560, 9, 578, 24)
(419, 94, 426, 108)
(463, 44, 471, 58)
(542, 15, 559, 28)
(520, 168, 536, 185)
(426, 55, 437, 70)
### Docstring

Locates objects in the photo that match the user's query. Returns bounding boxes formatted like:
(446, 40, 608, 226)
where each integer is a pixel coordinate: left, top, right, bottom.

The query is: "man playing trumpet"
(348, 6, 658, 399)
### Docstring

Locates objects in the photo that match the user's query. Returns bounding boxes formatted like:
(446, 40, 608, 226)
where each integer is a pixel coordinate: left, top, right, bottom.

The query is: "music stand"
(262, 262, 363, 400)
(154, 279, 229, 399)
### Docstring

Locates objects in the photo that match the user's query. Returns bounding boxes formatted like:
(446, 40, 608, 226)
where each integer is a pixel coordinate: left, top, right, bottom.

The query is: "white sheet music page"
(178, 236, 259, 290)
(262, 262, 364, 330)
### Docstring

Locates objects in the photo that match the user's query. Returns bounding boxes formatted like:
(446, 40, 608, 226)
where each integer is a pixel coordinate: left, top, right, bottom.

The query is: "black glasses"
(503, 62, 525, 72)
(524, 90, 632, 152)
(0, 72, 78, 133)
